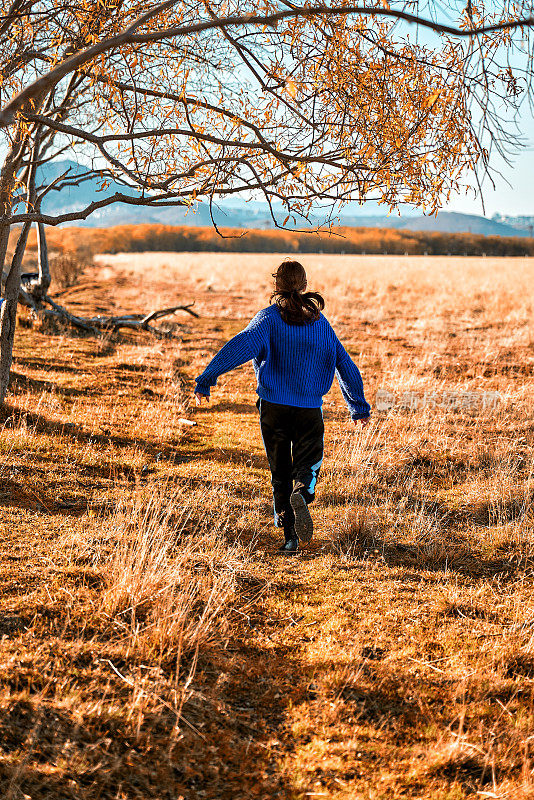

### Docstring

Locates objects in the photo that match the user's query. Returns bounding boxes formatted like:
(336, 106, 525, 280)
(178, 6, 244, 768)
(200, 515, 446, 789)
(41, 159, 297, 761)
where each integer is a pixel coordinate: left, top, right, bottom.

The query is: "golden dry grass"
(0, 252, 533, 799)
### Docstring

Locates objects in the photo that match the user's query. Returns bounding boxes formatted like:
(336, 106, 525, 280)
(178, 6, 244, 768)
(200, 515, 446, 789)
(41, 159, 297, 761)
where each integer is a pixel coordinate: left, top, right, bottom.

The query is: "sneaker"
(290, 490, 313, 543)
(278, 528, 299, 554)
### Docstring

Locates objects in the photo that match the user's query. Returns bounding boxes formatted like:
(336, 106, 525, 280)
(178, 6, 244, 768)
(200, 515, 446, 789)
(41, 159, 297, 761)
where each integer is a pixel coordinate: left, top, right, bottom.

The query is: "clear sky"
(446, 109, 534, 218)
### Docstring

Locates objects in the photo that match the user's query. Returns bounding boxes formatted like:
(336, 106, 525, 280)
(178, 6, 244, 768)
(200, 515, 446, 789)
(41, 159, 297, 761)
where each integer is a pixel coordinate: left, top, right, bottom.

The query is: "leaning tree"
(0, 0, 533, 402)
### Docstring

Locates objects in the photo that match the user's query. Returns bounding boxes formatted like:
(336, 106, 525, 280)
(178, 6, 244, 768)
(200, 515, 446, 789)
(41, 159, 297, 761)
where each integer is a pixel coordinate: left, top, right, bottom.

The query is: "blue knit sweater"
(195, 305, 370, 419)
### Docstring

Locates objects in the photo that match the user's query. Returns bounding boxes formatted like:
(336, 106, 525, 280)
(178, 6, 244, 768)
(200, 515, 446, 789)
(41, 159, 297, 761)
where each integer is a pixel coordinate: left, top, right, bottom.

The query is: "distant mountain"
(31, 160, 529, 237)
(37, 160, 243, 227)
(398, 211, 528, 237)
(36, 161, 407, 228)
(300, 211, 528, 237)
(493, 214, 534, 235)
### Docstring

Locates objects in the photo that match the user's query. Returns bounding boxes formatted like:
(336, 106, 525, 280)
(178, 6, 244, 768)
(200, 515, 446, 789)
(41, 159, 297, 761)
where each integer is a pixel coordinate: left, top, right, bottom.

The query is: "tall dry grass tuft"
(102, 487, 249, 662)
(69, 484, 251, 664)
(2, 485, 255, 800)
(50, 249, 92, 288)
(421, 735, 498, 793)
(322, 407, 533, 571)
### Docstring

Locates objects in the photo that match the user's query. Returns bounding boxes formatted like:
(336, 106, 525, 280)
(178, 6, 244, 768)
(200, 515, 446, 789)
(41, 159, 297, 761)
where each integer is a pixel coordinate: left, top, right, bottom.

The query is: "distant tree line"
(19, 224, 534, 259)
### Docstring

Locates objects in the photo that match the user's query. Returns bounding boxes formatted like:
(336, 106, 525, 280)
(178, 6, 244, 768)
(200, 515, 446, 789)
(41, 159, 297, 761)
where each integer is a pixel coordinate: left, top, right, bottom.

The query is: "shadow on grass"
(8, 371, 56, 394)
(0, 624, 296, 800)
(0, 403, 186, 461)
(0, 478, 87, 516)
(0, 400, 270, 476)
(198, 445, 267, 470)
(333, 526, 518, 578)
(391, 488, 533, 528)
(10, 359, 82, 376)
(292, 655, 502, 795)
(210, 401, 258, 414)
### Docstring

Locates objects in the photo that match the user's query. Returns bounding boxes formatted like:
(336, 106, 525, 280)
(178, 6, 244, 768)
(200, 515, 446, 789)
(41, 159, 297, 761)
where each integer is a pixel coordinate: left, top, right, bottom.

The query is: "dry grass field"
(1, 251, 533, 799)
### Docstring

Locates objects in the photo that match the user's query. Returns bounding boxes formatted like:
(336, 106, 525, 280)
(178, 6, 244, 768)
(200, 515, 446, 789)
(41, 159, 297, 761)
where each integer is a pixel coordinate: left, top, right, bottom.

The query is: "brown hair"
(270, 260, 325, 325)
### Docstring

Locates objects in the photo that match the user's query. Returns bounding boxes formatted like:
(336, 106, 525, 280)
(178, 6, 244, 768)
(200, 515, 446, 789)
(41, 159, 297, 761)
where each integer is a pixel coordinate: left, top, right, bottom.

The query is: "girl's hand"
(353, 417, 370, 427)
(195, 392, 210, 406)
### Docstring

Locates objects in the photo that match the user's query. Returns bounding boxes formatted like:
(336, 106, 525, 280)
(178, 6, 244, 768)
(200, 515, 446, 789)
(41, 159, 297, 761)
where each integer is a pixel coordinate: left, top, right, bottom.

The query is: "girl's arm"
(195, 311, 268, 398)
(334, 335, 371, 420)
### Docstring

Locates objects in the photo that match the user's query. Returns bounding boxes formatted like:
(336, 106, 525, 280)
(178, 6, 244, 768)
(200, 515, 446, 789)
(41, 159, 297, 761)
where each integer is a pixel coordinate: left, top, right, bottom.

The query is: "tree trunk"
(36, 221, 51, 296)
(0, 220, 10, 296)
(0, 222, 30, 403)
(0, 124, 26, 294)
(0, 181, 15, 297)
(0, 137, 37, 404)
(21, 220, 51, 300)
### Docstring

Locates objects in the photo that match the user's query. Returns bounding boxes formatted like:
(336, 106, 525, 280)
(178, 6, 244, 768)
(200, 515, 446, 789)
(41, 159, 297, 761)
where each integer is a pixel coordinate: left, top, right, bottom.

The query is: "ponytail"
(270, 260, 325, 325)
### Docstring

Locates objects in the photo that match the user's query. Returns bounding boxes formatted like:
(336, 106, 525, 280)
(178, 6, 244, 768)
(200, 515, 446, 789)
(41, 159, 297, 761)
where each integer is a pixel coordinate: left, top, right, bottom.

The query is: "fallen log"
(19, 288, 199, 339)
(12, 222, 199, 338)
(42, 297, 199, 338)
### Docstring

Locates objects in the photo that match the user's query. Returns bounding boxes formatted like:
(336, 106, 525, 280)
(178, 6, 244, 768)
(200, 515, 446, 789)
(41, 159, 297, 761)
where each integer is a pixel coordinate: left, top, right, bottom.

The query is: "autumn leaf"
(286, 78, 297, 98)
(425, 91, 441, 107)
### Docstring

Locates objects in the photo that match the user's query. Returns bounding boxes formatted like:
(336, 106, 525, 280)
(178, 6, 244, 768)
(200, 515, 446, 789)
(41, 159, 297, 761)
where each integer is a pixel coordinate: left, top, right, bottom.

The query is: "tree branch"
(1, 3, 532, 129)
(9, 191, 188, 226)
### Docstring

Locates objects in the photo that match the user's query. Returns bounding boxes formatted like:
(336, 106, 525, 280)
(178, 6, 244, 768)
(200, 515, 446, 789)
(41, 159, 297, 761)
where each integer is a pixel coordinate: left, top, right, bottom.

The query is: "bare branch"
(10, 191, 187, 226)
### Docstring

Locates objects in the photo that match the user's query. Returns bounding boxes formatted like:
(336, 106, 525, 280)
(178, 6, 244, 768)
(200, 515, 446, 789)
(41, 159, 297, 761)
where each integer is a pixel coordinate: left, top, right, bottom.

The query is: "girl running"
(194, 260, 370, 553)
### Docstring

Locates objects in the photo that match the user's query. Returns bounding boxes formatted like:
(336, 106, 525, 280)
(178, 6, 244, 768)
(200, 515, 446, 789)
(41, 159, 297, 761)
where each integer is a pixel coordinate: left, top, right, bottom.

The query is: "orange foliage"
(19, 223, 534, 258)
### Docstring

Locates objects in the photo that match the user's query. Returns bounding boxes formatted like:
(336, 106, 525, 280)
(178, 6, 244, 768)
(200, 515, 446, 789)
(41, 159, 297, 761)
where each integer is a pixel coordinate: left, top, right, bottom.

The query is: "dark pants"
(257, 398, 324, 532)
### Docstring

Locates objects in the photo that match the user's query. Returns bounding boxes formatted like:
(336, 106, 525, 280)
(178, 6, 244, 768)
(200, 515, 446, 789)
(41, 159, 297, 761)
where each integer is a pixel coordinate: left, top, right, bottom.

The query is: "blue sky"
(409, 9, 534, 219)
(446, 111, 534, 217)
(444, 87, 534, 217)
